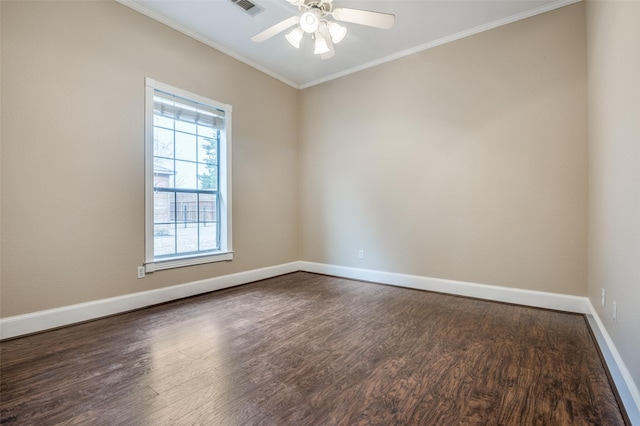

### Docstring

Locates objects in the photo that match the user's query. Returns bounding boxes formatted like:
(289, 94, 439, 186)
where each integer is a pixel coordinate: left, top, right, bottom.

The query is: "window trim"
(144, 78, 233, 272)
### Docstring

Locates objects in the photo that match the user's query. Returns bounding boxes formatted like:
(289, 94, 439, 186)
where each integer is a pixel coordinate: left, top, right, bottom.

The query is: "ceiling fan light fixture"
(300, 11, 319, 33)
(285, 27, 304, 48)
(250, 1, 395, 60)
(328, 22, 346, 44)
(313, 33, 330, 55)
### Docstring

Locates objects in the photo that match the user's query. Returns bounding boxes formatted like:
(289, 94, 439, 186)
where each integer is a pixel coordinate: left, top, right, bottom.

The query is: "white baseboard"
(298, 261, 590, 313)
(586, 301, 640, 424)
(0, 261, 589, 340)
(2, 260, 637, 420)
(0, 262, 300, 340)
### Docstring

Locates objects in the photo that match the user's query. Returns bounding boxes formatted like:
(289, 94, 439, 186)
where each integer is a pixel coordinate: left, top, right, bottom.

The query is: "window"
(144, 78, 232, 272)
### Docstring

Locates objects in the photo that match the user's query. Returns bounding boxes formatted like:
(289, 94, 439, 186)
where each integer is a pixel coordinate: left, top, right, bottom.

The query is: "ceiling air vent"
(229, 0, 264, 17)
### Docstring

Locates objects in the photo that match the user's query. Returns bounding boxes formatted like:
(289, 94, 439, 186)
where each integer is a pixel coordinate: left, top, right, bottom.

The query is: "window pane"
(174, 193, 198, 254)
(175, 120, 196, 134)
(154, 224, 175, 257)
(174, 160, 197, 189)
(176, 227, 198, 254)
(198, 125, 214, 138)
(199, 193, 217, 223)
(153, 190, 173, 224)
(154, 114, 174, 130)
(199, 223, 218, 251)
(153, 190, 175, 257)
(198, 136, 217, 164)
(199, 193, 218, 251)
(153, 158, 174, 189)
(175, 192, 197, 222)
(175, 132, 197, 162)
(198, 164, 217, 191)
(154, 127, 174, 158)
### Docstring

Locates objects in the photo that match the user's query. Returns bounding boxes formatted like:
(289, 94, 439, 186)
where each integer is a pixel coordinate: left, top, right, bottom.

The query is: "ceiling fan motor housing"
(300, 0, 332, 16)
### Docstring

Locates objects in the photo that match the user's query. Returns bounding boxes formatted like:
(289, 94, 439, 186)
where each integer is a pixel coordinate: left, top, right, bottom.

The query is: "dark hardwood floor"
(0, 272, 626, 425)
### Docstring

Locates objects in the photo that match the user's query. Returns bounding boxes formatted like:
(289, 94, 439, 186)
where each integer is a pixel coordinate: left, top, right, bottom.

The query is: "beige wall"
(0, 1, 299, 316)
(299, 3, 588, 295)
(587, 0, 640, 387)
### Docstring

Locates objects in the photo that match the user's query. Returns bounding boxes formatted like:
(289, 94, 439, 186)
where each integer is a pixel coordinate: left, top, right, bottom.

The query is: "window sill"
(145, 251, 233, 273)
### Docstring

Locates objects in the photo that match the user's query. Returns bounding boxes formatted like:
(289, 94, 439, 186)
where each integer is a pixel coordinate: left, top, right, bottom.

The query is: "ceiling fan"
(251, 0, 395, 59)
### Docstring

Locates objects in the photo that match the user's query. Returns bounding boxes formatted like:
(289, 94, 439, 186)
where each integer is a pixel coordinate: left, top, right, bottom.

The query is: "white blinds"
(154, 90, 225, 130)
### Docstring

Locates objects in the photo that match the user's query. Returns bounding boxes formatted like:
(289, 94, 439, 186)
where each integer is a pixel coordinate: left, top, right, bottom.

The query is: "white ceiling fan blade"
(332, 8, 395, 29)
(251, 15, 300, 42)
(319, 24, 335, 59)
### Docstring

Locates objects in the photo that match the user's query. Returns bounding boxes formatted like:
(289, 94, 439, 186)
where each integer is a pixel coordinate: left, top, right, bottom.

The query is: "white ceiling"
(118, 0, 578, 89)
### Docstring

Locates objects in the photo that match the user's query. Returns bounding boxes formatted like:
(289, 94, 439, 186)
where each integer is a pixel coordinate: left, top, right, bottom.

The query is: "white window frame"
(144, 78, 232, 272)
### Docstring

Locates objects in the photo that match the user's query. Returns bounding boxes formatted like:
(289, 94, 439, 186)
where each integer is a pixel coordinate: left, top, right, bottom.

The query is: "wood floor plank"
(0, 272, 627, 425)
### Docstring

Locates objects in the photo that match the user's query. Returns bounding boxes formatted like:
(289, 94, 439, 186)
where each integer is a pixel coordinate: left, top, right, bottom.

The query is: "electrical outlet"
(612, 301, 617, 323)
(358, 250, 364, 259)
(137, 266, 146, 279)
(601, 288, 606, 306)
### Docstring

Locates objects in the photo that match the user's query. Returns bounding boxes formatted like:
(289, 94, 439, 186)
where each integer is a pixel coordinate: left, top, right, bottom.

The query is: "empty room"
(1, 0, 638, 424)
